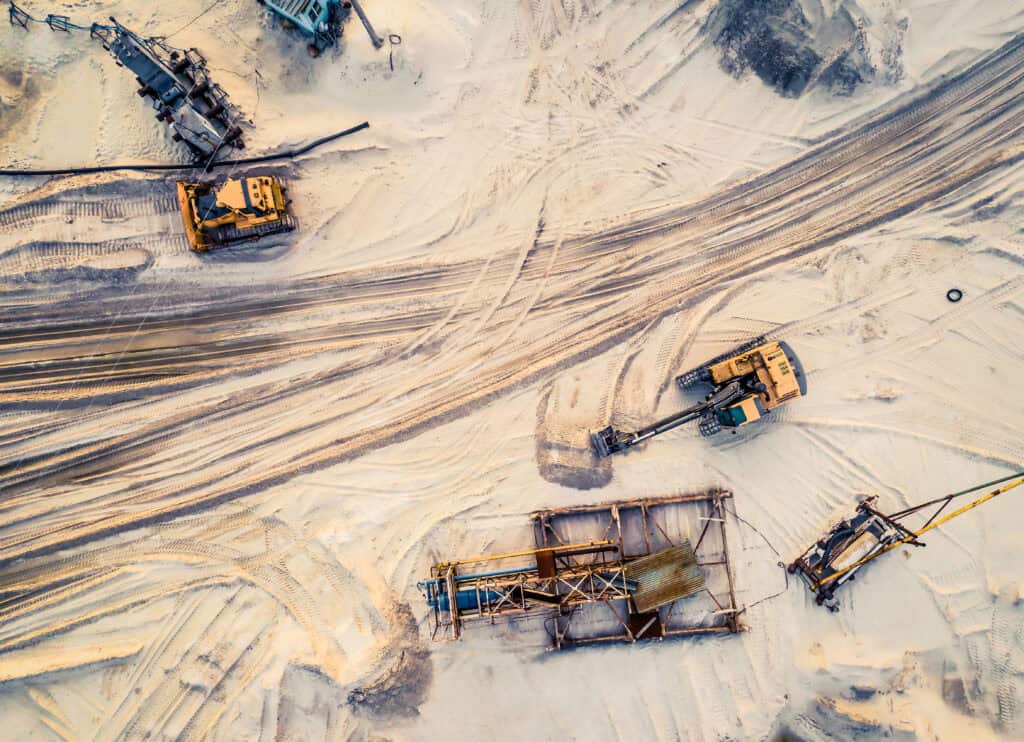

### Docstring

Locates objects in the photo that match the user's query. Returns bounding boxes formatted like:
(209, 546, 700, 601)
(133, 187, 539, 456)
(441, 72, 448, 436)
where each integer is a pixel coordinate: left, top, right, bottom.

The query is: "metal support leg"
(348, 0, 383, 48)
(9, 3, 31, 28)
(715, 493, 740, 633)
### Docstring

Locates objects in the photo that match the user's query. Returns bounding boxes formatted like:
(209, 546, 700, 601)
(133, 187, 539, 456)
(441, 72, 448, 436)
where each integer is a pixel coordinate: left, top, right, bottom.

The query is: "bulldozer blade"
(176, 181, 209, 251)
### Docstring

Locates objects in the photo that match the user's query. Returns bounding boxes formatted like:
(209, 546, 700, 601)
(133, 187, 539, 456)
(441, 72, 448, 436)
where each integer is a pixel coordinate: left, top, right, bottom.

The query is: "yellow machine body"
(708, 341, 804, 412)
(176, 175, 293, 252)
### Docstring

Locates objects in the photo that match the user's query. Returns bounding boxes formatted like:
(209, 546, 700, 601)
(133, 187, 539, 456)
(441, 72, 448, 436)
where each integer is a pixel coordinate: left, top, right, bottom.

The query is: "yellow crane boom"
(812, 473, 1024, 591)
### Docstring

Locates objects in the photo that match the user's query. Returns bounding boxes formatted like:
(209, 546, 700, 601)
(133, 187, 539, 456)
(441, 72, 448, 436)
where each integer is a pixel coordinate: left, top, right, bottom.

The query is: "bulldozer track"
(0, 195, 179, 234)
(0, 237, 183, 283)
(208, 213, 297, 247)
(0, 262, 481, 348)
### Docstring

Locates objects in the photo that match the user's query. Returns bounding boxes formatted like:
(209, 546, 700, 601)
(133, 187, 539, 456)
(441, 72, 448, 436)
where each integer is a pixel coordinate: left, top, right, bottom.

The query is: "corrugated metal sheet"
(624, 542, 704, 613)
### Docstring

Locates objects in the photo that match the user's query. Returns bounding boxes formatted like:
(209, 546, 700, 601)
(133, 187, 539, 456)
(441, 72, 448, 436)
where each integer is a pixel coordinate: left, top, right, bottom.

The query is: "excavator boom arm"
(591, 382, 745, 457)
(811, 474, 1024, 590)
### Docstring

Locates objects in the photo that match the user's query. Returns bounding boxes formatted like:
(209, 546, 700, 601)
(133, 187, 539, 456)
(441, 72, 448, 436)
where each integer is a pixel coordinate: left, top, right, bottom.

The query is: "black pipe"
(0, 121, 369, 177)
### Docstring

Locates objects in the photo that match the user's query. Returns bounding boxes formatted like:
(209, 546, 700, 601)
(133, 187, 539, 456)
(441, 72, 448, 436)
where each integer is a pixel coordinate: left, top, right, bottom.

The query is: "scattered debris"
(591, 339, 806, 456)
(788, 473, 1024, 610)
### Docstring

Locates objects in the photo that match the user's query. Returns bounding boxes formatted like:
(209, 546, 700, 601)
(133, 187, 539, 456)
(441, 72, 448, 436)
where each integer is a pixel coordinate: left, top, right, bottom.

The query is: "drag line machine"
(789, 472, 1024, 611)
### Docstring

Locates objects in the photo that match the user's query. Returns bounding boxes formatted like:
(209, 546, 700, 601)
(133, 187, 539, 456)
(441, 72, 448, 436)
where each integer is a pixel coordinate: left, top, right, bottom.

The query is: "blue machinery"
(261, 0, 383, 52)
(420, 492, 740, 649)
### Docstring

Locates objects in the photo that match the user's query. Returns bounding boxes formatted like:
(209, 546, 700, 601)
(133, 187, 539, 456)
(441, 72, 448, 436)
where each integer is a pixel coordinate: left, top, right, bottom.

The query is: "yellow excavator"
(591, 338, 806, 456)
(176, 175, 296, 251)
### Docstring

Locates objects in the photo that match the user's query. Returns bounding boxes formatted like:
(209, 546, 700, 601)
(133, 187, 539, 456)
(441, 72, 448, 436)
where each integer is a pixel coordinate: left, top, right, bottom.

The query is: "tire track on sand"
(4, 35, 1024, 566)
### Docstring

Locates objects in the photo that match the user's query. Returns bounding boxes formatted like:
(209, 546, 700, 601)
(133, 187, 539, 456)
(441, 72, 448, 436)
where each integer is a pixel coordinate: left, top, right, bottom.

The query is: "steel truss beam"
(423, 491, 742, 648)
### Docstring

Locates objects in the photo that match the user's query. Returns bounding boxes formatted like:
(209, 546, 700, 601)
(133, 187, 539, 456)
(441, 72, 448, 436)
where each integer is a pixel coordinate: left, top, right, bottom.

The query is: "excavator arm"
(591, 381, 745, 457)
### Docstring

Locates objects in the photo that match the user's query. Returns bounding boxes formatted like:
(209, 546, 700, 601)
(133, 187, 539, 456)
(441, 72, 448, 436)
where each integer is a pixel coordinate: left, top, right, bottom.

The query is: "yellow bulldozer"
(591, 338, 806, 456)
(176, 175, 296, 251)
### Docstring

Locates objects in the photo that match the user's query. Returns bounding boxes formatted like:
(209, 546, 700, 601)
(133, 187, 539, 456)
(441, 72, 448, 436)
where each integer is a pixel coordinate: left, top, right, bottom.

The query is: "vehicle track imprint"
(0, 194, 178, 233)
(3, 33, 1024, 576)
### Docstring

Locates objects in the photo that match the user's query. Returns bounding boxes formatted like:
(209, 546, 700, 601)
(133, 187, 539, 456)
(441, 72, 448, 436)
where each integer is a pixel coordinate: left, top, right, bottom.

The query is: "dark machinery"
(8, 8, 244, 159)
(259, 0, 382, 54)
(259, 0, 350, 53)
(789, 473, 1024, 611)
(91, 19, 244, 160)
(591, 338, 806, 457)
(419, 493, 738, 648)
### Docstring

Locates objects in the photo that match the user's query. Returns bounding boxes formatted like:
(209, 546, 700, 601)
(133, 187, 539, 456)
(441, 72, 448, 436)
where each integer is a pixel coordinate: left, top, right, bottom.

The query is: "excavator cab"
(716, 395, 767, 429)
(177, 175, 296, 251)
(701, 340, 806, 404)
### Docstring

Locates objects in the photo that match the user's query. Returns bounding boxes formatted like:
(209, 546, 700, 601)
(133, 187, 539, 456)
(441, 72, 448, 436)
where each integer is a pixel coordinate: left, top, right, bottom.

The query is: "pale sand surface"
(1, 1, 1023, 739)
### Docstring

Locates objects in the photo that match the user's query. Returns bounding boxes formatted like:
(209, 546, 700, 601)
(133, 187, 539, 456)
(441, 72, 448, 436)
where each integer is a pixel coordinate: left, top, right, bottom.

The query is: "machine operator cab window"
(717, 395, 766, 429)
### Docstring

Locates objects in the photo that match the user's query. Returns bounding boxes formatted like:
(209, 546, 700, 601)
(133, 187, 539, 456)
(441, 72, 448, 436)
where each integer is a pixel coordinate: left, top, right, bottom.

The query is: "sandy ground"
(1, 0, 1024, 739)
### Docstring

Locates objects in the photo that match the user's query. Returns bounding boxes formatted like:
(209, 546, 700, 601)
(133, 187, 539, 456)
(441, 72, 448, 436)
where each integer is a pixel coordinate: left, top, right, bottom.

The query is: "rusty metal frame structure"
(534, 490, 740, 648)
(423, 490, 740, 649)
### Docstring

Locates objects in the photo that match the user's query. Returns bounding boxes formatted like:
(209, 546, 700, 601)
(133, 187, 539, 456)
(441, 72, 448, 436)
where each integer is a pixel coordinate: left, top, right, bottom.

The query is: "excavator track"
(697, 415, 721, 437)
(207, 212, 297, 248)
(676, 335, 767, 389)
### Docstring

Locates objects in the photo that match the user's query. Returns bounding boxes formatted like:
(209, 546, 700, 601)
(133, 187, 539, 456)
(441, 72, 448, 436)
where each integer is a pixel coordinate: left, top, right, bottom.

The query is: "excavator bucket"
(590, 427, 621, 457)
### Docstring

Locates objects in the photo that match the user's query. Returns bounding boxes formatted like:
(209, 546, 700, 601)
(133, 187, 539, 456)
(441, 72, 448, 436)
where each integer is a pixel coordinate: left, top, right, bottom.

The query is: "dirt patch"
(0, 243, 153, 285)
(1, 68, 25, 89)
(346, 604, 432, 719)
(0, 66, 39, 130)
(276, 663, 346, 740)
(769, 695, 917, 741)
(707, 0, 880, 98)
(534, 384, 612, 490)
